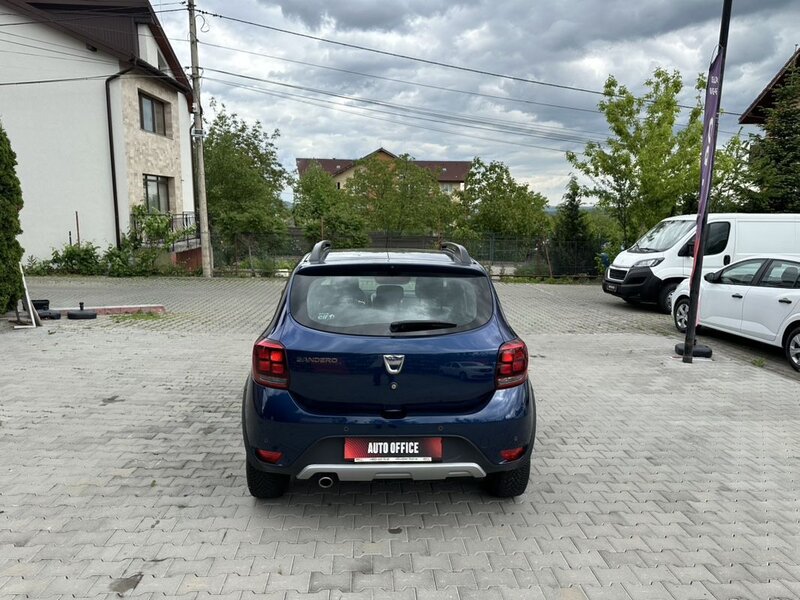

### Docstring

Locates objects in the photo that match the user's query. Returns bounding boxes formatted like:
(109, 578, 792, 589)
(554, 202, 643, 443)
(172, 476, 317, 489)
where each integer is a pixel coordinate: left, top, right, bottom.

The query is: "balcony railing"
(130, 211, 200, 252)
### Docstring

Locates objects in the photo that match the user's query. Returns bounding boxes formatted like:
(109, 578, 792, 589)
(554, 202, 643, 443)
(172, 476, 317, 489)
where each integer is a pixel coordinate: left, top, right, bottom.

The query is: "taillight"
(500, 447, 525, 462)
(252, 339, 289, 389)
(255, 449, 283, 463)
(496, 339, 528, 389)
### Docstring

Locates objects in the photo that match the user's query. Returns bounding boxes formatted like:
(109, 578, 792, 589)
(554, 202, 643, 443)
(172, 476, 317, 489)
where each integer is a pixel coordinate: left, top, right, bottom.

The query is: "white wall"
(0, 8, 120, 260)
(0, 10, 194, 260)
(137, 24, 158, 67)
(178, 97, 195, 216)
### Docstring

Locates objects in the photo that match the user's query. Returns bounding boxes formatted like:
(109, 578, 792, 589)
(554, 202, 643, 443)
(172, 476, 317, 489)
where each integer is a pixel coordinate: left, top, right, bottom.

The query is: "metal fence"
(130, 211, 200, 252)
(212, 229, 603, 278)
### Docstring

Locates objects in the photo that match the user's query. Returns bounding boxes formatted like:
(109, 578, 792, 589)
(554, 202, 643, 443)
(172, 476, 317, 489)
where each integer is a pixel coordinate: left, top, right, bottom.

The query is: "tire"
(673, 297, 690, 333)
(483, 457, 530, 498)
(246, 460, 289, 498)
(459, 372, 467, 381)
(784, 326, 800, 373)
(32, 299, 49, 311)
(67, 309, 97, 320)
(37, 309, 61, 320)
(658, 282, 679, 314)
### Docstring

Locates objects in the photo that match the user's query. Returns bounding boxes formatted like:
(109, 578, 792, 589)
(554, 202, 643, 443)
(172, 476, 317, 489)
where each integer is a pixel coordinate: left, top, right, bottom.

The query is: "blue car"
(242, 241, 536, 498)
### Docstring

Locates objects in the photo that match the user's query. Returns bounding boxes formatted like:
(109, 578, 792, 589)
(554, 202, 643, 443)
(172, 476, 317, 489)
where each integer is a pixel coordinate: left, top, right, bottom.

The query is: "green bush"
(24, 255, 53, 276)
(50, 242, 102, 275)
(104, 234, 163, 277)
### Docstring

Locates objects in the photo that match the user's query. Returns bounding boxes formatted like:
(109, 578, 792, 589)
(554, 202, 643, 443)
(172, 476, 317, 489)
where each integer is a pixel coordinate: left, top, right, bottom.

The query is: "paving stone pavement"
(1, 276, 799, 600)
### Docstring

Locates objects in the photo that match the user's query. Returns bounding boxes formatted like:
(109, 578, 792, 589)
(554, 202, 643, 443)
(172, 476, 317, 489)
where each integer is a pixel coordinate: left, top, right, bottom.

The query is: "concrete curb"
(50, 304, 166, 317)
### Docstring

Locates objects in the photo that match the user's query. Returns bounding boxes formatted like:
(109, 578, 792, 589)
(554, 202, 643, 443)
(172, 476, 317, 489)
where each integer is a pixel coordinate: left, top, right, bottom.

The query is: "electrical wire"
(193, 39, 604, 117)
(202, 67, 606, 144)
(194, 6, 743, 117)
(0, 6, 185, 28)
(205, 75, 582, 155)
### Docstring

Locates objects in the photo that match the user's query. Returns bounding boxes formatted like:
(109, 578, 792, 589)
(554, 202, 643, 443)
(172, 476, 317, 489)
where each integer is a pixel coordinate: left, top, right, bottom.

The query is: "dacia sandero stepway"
(242, 241, 536, 498)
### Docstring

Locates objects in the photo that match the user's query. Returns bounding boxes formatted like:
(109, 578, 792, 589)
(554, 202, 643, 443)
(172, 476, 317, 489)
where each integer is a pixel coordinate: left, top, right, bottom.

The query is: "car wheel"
(784, 326, 800, 372)
(246, 460, 289, 499)
(673, 297, 690, 333)
(658, 282, 678, 314)
(459, 372, 467, 381)
(483, 457, 530, 498)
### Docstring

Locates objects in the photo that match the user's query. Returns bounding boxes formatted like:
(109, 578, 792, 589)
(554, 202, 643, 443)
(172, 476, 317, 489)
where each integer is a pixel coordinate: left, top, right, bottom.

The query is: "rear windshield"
(289, 271, 493, 336)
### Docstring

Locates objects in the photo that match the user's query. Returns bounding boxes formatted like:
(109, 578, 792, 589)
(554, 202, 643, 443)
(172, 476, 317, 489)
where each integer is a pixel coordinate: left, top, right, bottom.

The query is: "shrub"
(50, 242, 103, 275)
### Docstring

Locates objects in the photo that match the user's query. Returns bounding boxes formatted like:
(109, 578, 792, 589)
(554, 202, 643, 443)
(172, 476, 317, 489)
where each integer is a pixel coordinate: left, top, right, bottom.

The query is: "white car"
(671, 256, 800, 371)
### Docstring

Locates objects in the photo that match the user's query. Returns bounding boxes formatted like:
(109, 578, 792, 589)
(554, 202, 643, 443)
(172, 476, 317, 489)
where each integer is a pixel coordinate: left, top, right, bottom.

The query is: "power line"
(0, 72, 186, 86)
(192, 38, 744, 137)
(194, 8, 610, 98)
(193, 39, 604, 117)
(0, 32, 113, 64)
(205, 76, 581, 155)
(0, 74, 109, 86)
(0, 6, 185, 27)
(195, 6, 742, 116)
(203, 67, 605, 144)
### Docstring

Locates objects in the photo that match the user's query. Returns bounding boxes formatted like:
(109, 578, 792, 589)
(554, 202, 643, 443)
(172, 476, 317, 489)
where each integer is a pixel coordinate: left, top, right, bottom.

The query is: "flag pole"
(681, 0, 732, 363)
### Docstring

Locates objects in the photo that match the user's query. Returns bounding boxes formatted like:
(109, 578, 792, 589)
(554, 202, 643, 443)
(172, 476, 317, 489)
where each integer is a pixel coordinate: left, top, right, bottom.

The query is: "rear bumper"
(603, 266, 662, 303)
(242, 378, 536, 479)
(296, 462, 486, 481)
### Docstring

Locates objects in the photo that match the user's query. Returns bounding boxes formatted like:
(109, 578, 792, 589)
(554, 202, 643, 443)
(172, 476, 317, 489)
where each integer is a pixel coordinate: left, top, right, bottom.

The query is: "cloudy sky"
(157, 0, 799, 204)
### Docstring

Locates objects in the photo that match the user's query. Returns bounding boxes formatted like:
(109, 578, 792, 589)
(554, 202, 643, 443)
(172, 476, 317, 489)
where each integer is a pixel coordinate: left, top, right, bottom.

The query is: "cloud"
(158, 0, 800, 202)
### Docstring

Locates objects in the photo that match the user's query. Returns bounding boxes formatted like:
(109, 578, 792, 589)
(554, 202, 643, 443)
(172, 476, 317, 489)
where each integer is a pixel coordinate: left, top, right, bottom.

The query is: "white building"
(0, 0, 195, 260)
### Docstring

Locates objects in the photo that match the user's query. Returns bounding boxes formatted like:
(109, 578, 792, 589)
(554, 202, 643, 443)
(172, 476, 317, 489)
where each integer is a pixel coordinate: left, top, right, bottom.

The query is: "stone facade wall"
(120, 75, 189, 215)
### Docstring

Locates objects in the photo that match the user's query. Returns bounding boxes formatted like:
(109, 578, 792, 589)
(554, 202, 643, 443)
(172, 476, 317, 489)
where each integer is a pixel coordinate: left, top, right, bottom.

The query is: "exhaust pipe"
(317, 475, 335, 489)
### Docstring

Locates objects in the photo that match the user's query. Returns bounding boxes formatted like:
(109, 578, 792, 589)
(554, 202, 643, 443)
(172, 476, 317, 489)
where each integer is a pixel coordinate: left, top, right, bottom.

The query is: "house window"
(143, 174, 170, 212)
(139, 93, 166, 135)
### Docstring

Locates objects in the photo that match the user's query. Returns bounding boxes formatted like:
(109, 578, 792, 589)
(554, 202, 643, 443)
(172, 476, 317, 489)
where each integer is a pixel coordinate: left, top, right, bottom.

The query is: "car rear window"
(289, 270, 493, 336)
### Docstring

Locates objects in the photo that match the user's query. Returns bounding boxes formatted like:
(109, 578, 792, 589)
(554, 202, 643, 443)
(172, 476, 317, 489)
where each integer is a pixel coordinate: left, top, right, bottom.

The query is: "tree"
(747, 67, 800, 212)
(204, 101, 290, 251)
(708, 132, 753, 213)
(0, 122, 24, 312)
(551, 176, 590, 244)
(293, 162, 369, 247)
(457, 158, 548, 238)
(550, 176, 597, 274)
(567, 68, 704, 245)
(345, 154, 451, 237)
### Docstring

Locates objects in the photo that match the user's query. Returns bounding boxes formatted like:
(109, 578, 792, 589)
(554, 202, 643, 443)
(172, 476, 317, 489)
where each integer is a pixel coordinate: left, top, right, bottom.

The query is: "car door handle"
(779, 298, 792, 304)
(731, 293, 743, 299)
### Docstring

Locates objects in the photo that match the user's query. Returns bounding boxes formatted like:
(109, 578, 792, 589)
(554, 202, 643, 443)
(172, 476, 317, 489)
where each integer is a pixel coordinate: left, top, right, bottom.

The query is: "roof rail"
(440, 241, 472, 266)
(308, 240, 332, 264)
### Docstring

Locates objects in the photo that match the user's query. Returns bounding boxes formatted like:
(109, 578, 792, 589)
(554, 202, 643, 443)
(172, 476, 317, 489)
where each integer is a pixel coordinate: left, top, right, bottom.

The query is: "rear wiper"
(389, 320, 458, 333)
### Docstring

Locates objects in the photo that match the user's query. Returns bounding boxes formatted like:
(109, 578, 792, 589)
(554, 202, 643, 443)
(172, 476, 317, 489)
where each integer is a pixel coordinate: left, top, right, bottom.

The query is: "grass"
(751, 357, 767, 368)
(111, 311, 164, 323)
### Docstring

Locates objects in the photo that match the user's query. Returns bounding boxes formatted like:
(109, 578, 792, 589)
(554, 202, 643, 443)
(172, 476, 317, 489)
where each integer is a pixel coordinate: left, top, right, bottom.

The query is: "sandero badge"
(242, 241, 536, 498)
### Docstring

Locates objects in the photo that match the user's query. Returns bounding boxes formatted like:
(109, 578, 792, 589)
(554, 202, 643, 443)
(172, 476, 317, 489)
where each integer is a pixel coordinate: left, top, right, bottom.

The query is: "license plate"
(605, 283, 617, 292)
(344, 438, 442, 462)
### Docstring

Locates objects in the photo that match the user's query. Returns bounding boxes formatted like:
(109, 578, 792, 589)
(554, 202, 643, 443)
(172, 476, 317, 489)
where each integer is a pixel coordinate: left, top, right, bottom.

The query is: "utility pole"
(188, 0, 212, 277)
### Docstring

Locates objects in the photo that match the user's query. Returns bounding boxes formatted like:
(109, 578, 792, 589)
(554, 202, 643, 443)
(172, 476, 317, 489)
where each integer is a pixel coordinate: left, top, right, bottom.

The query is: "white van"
(602, 213, 800, 312)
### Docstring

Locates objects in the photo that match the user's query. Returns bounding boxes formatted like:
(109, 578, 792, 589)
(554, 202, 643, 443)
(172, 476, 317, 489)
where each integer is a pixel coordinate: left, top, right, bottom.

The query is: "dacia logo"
(383, 354, 405, 375)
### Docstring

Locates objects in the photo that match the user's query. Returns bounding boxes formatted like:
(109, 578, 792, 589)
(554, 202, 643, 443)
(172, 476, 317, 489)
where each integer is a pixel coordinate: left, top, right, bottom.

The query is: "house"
(0, 0, 196, 260)
(296, 148, 471, 194)
(739, 47, 799, 125)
